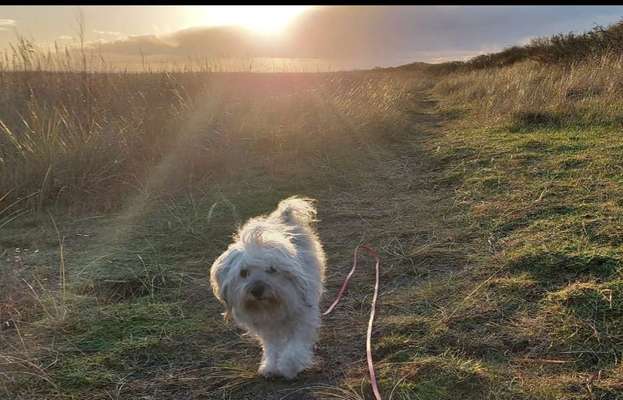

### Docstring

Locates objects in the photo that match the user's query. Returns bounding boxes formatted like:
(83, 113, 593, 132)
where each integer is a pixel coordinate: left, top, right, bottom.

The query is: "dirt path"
(314, 92, 465, 391)
(193, 90, 475, 399)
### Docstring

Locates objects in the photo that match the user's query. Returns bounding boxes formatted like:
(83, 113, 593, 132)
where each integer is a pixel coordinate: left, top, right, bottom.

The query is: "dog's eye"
(267, 266, 277, 274)
(240, 269, 248, 278)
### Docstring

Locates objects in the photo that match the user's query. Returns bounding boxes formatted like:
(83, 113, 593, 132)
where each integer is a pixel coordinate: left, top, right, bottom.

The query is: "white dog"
(210, 196, 326, 379)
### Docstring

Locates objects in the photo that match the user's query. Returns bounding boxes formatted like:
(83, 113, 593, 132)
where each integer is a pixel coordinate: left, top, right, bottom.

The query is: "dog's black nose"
(250, 282, 265, 298)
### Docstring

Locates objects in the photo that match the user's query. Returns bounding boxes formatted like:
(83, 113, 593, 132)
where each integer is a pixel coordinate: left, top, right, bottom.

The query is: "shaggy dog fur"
(210, 196, 326, 379)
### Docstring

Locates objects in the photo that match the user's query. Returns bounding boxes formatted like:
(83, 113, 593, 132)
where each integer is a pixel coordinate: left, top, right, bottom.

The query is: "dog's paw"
(277, 354, 310, 380)
(277, 366, 299, 380)
(258, 364, 279, 378)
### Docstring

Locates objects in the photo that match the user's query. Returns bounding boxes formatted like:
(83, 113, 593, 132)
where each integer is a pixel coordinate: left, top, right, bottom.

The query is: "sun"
(192, 6, 313, 35)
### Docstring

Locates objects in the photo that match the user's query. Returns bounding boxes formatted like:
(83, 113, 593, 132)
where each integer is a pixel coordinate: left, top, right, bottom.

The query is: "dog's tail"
(273, 196, 318, 227)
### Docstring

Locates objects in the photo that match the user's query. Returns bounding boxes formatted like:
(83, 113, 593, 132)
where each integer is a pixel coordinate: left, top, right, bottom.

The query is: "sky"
(1, 6, 623, 68)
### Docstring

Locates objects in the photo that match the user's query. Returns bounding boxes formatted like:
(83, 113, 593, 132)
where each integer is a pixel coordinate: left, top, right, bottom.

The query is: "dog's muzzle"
(243, 280, 281, 312)
(249, 281, 266, 299)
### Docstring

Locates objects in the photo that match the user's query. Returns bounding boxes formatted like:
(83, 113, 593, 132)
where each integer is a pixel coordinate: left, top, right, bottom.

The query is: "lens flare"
(190, 6, 313, 35)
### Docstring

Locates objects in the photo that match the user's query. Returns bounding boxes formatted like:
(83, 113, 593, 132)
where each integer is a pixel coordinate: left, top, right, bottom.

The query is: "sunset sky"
(1, 6, 623, 68)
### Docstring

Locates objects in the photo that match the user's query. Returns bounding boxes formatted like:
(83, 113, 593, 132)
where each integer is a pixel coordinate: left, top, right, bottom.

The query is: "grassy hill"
(2, 22, 623, 399)
(396, 18, 623, 74)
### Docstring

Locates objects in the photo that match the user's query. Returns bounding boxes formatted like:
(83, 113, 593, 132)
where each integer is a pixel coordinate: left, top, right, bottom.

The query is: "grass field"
(2, 45, 623, 399)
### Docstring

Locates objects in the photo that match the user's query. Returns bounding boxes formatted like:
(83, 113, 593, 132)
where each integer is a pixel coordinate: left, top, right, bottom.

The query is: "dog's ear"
(210, 246, 242, 306)
(281, 266, 314, 307)
(268, 248, 317, 307)
(221, 306, 233, 322)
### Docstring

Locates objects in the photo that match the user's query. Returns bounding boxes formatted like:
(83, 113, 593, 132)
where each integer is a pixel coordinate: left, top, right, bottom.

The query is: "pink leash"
(322, 244, 382, 400)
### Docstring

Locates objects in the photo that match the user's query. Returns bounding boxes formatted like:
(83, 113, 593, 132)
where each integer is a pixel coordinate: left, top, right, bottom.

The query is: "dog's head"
(210, 220, 313, 324)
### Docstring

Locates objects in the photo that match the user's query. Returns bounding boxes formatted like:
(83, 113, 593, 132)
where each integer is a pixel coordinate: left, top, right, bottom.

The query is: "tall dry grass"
(0, 38, 416, 212)
(432, 53, 623, 128)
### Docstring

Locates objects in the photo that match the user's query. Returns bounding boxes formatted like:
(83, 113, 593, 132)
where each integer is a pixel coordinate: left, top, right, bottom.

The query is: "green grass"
(51, 301, 203, 388)
(410, 81, 623, 398)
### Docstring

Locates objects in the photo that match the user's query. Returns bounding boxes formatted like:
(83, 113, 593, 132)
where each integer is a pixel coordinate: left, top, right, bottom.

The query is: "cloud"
(517, 36, 536, 46)
(89, 26, 266, 57)
(81, 6, 623, 67)
(93, 30, 123, 37)
(0, 18, 16, 31)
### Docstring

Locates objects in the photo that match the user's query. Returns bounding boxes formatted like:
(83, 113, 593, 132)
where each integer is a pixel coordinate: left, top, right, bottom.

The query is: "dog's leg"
(258, 336, 282, 377)
(277, 312, 319, 379)
(278, 342, 313, 379)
